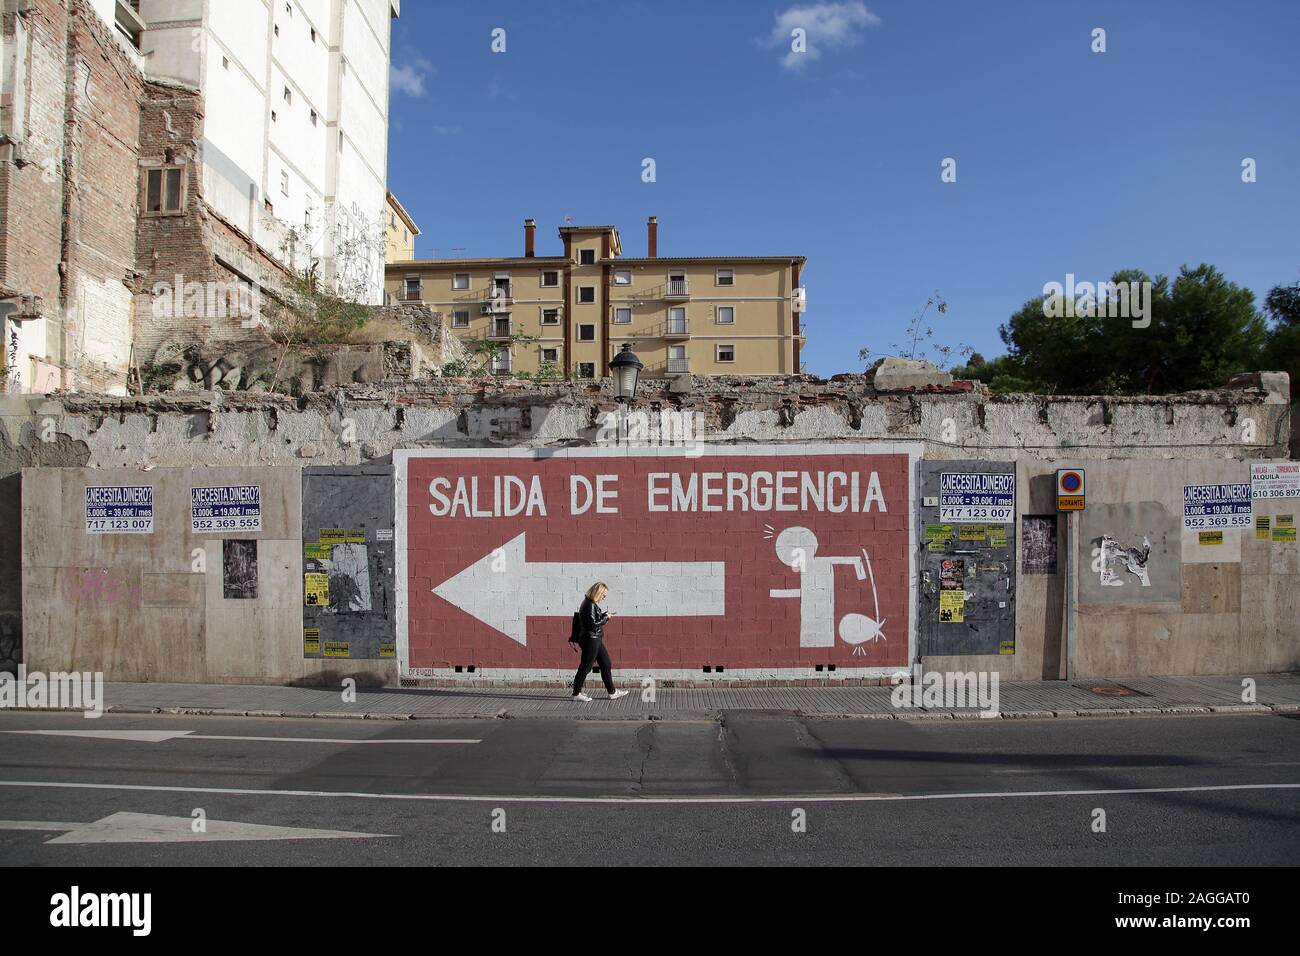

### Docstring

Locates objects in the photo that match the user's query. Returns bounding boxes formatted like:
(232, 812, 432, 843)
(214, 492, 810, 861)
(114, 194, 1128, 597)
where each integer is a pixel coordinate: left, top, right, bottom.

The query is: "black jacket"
(578, 596, 609, 640)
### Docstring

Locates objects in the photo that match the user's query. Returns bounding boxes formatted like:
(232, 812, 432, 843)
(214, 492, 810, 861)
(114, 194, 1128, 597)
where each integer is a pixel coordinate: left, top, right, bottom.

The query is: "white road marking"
(0, 730, 479, 744)
(0, 779, 1296, 805)
(0, 812, 391, 844)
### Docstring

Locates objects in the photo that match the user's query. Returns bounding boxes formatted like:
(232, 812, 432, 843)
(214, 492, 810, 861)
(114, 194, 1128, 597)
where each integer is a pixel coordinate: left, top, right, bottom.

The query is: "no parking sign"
(1056, 469, 1085, 511)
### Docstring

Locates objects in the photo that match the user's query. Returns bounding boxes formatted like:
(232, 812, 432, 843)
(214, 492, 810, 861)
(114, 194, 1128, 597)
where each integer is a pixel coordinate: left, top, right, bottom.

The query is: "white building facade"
(138, 0, 398, 303)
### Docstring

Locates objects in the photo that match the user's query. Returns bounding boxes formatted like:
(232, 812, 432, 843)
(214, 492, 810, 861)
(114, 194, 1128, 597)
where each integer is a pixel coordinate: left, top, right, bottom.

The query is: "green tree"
(1261, 281, 1300, 393)
(964, 265, 1267, 394)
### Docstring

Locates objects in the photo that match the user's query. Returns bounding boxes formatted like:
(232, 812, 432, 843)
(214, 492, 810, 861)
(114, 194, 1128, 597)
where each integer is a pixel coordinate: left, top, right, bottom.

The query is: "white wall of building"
(137, 0, 397, 303)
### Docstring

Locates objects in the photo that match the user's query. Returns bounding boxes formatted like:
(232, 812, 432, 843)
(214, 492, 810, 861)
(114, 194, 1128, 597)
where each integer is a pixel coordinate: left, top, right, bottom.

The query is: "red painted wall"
(403, 448, 912, 673)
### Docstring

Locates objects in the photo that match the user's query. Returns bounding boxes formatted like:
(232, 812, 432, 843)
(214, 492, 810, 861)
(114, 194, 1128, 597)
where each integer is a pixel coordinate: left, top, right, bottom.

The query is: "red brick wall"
(0, 0, 142, 393)
(403, 448, 912, 675)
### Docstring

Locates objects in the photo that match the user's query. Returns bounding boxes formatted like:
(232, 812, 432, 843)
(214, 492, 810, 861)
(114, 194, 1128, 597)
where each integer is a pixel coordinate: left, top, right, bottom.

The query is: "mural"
(400, 447, 914, 673)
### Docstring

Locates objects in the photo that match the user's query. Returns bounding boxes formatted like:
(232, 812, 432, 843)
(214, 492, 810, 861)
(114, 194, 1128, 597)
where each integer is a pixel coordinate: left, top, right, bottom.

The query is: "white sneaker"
(608, 689, 628, 700)
(574, 692, 592, 702)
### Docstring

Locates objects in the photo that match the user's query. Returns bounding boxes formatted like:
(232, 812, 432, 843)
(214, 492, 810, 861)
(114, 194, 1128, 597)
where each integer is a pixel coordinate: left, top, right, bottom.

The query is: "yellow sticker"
(1278, 514, 1295, 527)
(323, 641, 350, 658)
(304, 573, 330, 606)
(1273, 526, 1296, 543)
(998, 640, 1016, 655)
(303, 627, 321, 654)
(959, 525, 986, 542)
(304, 543, 331, 560)
(319, 528, 347, 545)
(988, 527, 1008, 548)
(379, 643, 396, 659)
(1255, 516, 1271, 541)
(939, 591, 965, 623)
(1199, 531, 1224, 546)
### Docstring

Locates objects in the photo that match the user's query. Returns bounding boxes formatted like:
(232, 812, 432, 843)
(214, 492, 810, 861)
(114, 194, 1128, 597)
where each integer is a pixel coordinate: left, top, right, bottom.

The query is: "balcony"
(667, 357, 690, 375)
(664, 316, 690, 339)
(487, 320, 513, 341)
(402, 289, 423, 302)
(664, 277, 690, 299)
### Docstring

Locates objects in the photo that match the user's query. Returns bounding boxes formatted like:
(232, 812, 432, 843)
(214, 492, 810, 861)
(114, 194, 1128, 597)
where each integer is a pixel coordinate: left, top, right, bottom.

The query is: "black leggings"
(573, 638, 616, 695)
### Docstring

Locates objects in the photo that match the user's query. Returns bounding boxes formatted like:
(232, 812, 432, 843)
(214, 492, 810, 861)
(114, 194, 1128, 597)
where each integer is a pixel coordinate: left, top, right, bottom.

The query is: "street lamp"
(609, 343, 643, 403)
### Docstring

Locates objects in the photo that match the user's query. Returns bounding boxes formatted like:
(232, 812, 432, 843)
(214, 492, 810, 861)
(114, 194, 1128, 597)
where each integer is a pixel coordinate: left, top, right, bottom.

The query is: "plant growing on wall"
(858, 290, 974, 371)
(261, 215, 386, 393)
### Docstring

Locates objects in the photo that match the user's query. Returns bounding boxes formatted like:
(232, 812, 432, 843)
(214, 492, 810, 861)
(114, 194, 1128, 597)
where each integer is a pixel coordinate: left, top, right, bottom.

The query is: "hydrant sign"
(395, 445, 918, 677)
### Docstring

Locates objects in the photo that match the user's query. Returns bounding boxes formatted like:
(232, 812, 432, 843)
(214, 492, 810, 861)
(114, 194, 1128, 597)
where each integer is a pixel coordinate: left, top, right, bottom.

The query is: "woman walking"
(570, 581, 628, 702)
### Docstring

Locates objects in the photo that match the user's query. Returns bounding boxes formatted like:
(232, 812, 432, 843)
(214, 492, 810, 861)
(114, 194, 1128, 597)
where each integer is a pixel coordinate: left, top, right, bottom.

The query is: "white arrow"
(433, 531, 726, 646)
(0, 812, 391, 844)
(0, 730, 479, 744)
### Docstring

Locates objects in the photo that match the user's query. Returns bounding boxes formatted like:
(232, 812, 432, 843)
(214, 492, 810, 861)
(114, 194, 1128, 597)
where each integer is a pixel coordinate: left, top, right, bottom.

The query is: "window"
(576, 362, 596, 379)
(271, 110, 277, 123)
(338, 131, 344, 152)
(283, 86, 292, 104)
(716, 306, 735, 324)
(304, 208, 311, 231)
(541, 348, 559, 363)
(453, 309, 470, 327)
(614, 270, 632, 285)
(404, 277, 421, 301)
(222, 56, 229, 70)
(285, 3, 292, 15)
(143, 167, 185, 214)
(613, 307, 631, 324)
(579, 249, 596, 265)
(453, 273, 470, 290)
(541, 270, 559, 287)
(491, 351, 511, 373)
(310, 109, 317, 126)
(716, 268, 734, 286)
(668, 306, 686, 334)
(667, 272, 688, 296)
(311, 28, 317, 42)
(541, 309, 560, 325)
(577, 286, 595, 304)
(264, 198, 274, 214)
(577, 324, 595, 342)
(280, 171, 289, 196)
(716, 344, 736, 362)
(274, 24, 279, 37)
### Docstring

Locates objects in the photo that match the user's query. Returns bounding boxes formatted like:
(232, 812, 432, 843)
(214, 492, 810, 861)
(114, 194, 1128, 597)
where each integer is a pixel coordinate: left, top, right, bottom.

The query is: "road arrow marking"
(0, 730, 479, 744)
(1, 730, 194, 742)
(432, 531, 726, 646)
(0, 812, 391, 844)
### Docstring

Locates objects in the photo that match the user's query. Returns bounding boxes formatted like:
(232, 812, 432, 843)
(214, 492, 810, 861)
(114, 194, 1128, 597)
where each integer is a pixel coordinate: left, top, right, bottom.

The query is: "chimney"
(647, 216, 658, 258)
(524, 218, 536, 257)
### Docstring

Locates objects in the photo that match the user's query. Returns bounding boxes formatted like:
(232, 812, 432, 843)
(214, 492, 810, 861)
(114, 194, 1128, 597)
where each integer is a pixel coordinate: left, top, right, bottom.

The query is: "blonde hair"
(585, 582, 608, 601)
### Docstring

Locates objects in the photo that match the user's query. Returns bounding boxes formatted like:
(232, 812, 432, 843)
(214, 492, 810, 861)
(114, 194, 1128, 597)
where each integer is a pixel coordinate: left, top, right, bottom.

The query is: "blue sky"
(386, 0, 1300, 377)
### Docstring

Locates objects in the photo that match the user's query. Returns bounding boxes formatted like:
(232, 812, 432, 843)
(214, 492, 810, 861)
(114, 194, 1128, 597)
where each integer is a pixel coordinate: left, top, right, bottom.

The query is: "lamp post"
(609, 343, 643, 445)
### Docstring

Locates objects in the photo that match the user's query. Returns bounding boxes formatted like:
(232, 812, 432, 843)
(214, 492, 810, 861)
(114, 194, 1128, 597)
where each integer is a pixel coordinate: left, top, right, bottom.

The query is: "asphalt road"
(0, 709, 1296, 865)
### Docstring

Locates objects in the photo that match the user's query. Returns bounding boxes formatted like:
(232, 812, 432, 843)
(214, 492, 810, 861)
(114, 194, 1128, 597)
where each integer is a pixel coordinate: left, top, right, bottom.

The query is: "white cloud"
(766, 1, 881, 71)
(391, 57, 434, 97)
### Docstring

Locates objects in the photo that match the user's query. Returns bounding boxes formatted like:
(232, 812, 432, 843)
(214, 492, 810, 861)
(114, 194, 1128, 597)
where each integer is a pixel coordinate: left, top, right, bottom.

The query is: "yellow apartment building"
(383, 217, 806, 378)
(385, 193, 421, 264)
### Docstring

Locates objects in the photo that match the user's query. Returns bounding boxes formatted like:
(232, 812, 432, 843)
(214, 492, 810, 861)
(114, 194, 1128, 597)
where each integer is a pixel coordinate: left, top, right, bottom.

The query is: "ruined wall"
(4, 371, 1295, 685)
(0, 0, 143, 395)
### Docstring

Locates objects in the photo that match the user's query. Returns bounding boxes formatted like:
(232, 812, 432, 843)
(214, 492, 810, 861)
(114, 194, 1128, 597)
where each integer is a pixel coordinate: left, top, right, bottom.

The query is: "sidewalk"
(16, 672, 1300, 721)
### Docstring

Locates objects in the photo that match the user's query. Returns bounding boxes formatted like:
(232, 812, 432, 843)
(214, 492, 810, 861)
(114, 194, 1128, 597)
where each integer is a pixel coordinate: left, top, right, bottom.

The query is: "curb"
(2, 702, 1294, 722)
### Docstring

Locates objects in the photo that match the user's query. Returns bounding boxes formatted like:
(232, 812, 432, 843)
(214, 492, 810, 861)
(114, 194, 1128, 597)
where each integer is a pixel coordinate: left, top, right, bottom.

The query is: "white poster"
(85, 485, 154, 534)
